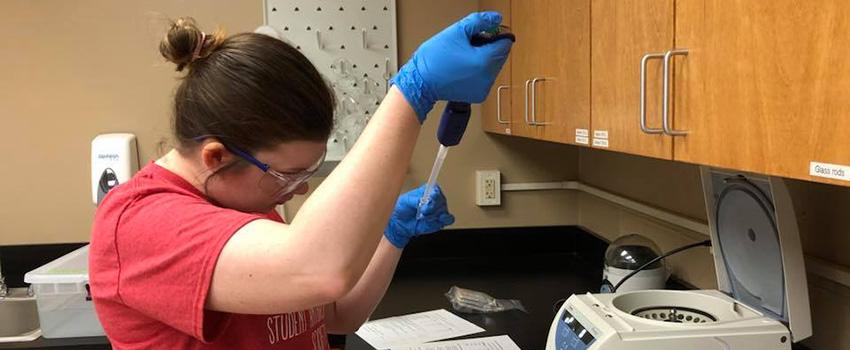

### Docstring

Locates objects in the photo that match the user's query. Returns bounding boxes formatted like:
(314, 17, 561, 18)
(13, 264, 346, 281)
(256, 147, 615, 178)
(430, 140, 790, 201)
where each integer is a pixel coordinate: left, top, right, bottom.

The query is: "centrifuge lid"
(701, 168, 812, 341)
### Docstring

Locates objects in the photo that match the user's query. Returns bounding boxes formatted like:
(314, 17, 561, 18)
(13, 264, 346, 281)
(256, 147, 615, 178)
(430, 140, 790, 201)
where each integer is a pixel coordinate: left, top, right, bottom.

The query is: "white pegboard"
(264, 0, 399, 163)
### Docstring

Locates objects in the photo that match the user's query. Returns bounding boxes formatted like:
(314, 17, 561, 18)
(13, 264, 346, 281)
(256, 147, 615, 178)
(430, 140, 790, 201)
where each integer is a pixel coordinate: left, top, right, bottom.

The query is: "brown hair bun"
(159, 17, 224, 71)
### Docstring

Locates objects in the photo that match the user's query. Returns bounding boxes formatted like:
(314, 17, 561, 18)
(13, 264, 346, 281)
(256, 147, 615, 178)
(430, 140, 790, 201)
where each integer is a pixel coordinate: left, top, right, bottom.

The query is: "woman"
(89, 12, 511, 350)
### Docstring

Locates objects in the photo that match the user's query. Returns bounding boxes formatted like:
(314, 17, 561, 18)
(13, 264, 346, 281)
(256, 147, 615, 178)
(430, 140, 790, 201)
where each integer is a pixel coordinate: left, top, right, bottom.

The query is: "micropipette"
(417, 28, 516, 218)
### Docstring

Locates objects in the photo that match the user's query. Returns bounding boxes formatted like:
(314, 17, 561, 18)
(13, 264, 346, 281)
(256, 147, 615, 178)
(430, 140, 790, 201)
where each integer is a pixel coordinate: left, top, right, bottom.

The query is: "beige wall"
(1, 1, 263, 245)
(0, 0, 579, 245)
(578, 148, 706, 221)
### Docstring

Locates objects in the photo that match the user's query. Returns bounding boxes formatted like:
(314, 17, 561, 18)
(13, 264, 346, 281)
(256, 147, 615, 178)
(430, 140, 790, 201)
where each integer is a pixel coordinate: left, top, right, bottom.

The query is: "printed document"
(354, 309, 485, 349)
(390, 335, 521, 350)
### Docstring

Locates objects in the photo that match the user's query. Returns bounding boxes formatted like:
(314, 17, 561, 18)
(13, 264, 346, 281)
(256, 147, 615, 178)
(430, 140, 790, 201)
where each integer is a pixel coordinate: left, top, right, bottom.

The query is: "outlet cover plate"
(475, 170, 501, 206)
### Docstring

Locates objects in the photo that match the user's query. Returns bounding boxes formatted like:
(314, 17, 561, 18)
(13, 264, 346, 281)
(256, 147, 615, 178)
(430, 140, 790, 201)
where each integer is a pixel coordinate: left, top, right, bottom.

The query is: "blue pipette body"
(417, 30, 516, 218)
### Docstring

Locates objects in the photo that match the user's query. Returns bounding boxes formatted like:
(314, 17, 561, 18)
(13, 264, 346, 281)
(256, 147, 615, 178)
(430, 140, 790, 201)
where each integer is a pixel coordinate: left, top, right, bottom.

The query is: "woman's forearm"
(325, 237, 403, 333)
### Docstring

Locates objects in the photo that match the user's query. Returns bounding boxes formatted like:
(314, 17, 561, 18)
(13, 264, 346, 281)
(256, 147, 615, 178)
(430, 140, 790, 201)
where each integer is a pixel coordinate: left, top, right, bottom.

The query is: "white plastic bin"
(24, 245, 105, 338)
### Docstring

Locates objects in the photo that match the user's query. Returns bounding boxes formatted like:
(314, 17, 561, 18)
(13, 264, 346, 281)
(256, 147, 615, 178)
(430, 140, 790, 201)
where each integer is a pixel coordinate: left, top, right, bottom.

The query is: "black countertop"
(346, 226, 610, 350)
(345, 255, 603, 349)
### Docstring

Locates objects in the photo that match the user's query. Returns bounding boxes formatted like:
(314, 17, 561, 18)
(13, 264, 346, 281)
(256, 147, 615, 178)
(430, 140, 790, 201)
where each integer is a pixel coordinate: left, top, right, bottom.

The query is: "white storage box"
(24, 245, 105, 338)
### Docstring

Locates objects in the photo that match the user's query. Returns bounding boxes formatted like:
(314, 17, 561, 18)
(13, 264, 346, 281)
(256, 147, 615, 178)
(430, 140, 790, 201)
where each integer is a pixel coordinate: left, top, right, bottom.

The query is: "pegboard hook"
(316, 30, 325, 50)
(383, 58, 392, 79)
(383, 58, 392, 93)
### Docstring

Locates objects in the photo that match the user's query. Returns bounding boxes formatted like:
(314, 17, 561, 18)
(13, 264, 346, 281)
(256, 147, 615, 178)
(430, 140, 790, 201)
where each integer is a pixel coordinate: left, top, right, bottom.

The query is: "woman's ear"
(199, 141, 235, 171)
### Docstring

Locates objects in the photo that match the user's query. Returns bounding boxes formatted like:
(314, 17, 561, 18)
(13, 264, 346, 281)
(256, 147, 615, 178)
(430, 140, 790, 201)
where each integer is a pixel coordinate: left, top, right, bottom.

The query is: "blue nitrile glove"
(391, 12, 514, 122)
(384, 184, 456, 249)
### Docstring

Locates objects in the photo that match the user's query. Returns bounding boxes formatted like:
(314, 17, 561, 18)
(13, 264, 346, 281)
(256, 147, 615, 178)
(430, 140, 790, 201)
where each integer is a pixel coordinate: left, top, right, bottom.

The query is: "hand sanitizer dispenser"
(91, 133, 139, 205)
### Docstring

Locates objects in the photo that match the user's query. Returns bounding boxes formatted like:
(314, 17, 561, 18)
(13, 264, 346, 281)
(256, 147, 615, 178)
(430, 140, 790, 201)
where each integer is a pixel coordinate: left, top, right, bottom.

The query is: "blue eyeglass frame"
(192, 136, 325, 193)
(224, 144, 276, 172)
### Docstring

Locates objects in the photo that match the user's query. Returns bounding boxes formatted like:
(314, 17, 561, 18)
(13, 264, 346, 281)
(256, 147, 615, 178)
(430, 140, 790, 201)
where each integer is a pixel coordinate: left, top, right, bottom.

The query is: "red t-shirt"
(90, 162, 331, 350)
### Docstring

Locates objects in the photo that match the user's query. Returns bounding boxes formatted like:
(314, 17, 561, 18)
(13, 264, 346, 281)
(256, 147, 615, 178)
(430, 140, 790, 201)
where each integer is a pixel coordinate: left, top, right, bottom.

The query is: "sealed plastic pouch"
(444, 286, 527, 314)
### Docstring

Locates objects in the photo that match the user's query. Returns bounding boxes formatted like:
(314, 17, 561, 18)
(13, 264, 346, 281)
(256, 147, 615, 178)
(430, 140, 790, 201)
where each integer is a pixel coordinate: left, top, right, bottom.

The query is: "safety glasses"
(193, 136, 325, 197)
(226, 145, 326, 197)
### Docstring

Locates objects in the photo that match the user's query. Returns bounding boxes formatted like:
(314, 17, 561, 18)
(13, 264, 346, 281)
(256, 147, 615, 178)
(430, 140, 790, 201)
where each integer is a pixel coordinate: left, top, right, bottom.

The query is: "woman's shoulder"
(100, 162, 205, 208)
(91, 163, 212, 239)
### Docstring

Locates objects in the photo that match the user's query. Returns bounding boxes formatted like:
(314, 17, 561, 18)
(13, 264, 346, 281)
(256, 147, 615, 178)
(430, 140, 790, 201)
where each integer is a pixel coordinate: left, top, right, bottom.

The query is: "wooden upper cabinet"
(508, 0, 542, 140)
(479, 0, 513, 136)
(673, 0, 850, 185)
(510, 0, 590, 144)
(590, 0, 674, 159)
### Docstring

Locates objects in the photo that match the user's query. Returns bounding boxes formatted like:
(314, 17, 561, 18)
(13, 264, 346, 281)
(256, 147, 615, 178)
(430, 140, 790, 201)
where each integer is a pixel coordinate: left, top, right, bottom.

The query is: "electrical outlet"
(475, 170, 501, 206)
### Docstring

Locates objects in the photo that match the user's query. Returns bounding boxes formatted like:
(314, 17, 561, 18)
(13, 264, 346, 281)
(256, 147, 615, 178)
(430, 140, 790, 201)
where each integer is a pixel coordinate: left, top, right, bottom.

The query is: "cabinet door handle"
(524, 79, 533, 125)
(530, 77, 550, 126)
(662, 49, 689, 136)
(640, 52, 666, 134)
(497, 85, 510, 124)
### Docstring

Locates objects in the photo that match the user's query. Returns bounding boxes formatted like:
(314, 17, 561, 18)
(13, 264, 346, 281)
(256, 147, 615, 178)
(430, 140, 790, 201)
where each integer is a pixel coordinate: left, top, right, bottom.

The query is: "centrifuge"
(547, 168, 812, 349)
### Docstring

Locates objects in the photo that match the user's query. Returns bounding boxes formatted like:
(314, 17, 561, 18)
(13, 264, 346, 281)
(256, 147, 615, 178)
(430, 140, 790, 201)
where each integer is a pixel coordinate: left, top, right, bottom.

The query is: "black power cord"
(611, 240, 712, 293)
(550, 239, 713, 314)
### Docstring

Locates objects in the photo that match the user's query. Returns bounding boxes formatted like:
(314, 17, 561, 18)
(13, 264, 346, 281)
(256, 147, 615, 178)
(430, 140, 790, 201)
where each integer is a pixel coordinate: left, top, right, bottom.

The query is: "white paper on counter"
(354, 309, 485, 349)
(391, 335, 522, 350)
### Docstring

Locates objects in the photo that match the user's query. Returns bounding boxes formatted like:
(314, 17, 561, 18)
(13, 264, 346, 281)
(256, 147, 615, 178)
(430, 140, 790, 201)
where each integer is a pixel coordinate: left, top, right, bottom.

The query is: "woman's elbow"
(320, 269, 359, 302)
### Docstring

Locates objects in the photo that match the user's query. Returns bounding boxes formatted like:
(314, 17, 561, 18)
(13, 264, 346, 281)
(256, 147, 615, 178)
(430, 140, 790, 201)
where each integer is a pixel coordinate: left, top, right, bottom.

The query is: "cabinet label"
(575, 129, 589, 137)
(575, 136, 589, 145)
(593, 130, 609, 139)
(593, 139, 609, 148)
(810, 161, 850, 182)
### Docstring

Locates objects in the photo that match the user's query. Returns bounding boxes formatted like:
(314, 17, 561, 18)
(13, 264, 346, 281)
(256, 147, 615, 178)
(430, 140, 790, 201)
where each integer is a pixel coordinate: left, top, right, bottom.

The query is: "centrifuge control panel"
(554, 308, 596, 350)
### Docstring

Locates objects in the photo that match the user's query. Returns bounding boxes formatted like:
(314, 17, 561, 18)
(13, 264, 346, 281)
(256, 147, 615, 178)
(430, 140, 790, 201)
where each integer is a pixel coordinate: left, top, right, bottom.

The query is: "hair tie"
(191, 32, 206, 62)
